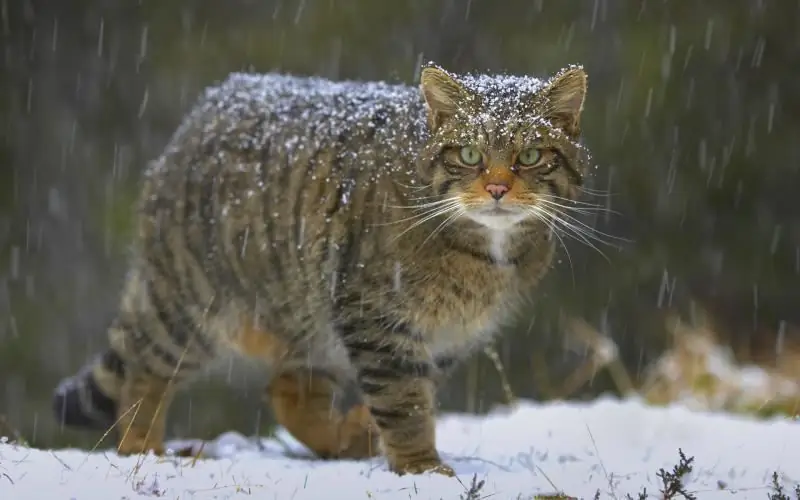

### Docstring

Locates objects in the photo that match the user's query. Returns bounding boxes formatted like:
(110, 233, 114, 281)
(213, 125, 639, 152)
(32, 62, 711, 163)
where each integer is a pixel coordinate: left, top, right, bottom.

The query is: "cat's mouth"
(481, 205, 515, 215)
(465, 203, 529, 230)
(474, 199, 526, 216)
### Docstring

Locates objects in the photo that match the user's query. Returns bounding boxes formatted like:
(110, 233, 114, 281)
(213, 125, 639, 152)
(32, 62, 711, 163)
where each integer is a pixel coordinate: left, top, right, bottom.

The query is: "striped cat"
(53, 62, 590, 476)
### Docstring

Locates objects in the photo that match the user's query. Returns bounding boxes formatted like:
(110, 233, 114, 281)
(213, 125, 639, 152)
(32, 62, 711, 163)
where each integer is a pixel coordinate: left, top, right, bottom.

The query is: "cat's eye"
(459, 146, 482, 166)
(517, 148, 542, 167)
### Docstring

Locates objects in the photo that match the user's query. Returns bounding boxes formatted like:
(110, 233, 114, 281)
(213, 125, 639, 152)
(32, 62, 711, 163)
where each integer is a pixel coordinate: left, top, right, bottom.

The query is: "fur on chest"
(402, 269, 520, 357)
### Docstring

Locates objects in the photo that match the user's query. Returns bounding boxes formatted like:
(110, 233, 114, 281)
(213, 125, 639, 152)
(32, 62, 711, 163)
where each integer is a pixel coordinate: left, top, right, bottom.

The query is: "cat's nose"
(485, 183, 509, 200)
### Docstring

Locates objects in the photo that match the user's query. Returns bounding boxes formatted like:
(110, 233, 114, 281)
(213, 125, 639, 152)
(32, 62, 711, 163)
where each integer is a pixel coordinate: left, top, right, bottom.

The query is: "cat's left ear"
(542, 66, 587, 137)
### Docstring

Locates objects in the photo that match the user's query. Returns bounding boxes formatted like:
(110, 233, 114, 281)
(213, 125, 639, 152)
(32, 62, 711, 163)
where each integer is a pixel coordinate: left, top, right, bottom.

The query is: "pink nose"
(485, 183, 509, 200)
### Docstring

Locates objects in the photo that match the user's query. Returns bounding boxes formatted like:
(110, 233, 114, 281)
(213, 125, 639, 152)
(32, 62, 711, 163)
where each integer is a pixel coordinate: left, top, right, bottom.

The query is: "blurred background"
(2, 0, 800, 450)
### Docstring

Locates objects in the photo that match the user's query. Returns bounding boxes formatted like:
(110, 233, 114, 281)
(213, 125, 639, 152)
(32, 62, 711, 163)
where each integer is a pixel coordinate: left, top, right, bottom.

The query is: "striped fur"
(52, 63, 590, 475)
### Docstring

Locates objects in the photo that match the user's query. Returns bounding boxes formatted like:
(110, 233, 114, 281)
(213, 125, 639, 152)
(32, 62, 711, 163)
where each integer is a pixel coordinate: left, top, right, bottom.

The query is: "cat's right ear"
(420, 67, 467, 131)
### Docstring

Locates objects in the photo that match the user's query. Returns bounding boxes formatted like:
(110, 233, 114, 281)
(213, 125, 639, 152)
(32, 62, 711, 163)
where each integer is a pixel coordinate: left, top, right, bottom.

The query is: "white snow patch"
(1, 398, 799, 499)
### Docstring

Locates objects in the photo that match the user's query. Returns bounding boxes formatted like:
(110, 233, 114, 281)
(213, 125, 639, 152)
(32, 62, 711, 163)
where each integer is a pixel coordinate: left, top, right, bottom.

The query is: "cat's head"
(417, 64, 589, 233)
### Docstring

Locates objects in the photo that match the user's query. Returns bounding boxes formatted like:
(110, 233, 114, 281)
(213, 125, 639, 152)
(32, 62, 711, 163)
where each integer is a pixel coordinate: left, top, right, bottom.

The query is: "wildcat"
(53, 62, 590, 476)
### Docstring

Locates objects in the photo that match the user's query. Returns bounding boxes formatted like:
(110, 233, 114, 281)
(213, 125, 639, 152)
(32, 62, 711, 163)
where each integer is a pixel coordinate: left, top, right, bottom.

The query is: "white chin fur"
(464, 210, 528, 262)
(464, 211, 527, 231)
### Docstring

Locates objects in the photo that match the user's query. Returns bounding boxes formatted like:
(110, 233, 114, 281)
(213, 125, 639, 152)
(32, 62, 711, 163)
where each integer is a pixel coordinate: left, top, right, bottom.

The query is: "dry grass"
(533, 307, 800, 420)
(640, 314, 800, 418)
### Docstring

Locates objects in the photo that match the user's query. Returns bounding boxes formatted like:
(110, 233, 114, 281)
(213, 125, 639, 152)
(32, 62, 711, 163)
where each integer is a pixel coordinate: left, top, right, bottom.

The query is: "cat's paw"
(393, 458, 455, 477)
(337, 404, 381, 459)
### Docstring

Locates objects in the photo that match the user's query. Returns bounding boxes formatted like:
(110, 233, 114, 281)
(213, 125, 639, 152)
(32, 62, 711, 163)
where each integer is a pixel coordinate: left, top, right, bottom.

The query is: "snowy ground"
(1, 397, 798, 499)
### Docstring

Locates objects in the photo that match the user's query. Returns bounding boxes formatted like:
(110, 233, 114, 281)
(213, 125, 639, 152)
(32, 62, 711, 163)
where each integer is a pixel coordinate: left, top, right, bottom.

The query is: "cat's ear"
(419, 66, 468, 131)
(542, 66, 587, 137)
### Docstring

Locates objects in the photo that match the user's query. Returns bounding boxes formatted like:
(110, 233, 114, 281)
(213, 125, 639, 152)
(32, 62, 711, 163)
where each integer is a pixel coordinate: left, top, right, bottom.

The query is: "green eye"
(459, 146, 482, 166)
(517, 148, 542, 167)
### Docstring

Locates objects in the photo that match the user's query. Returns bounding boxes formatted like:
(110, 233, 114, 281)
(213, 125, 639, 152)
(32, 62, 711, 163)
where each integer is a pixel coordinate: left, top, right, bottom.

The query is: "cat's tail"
(52, 349, 126, 430)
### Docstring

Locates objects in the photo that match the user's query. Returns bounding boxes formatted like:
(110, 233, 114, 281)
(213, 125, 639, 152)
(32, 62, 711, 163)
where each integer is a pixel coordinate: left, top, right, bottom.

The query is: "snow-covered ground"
(1, 397, 798, 499)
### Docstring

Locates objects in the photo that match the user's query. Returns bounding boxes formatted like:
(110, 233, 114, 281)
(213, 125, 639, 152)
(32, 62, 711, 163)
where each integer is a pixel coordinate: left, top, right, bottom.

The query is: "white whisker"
(393, 180, 431, 192)
(528, 205, 620, 263)
(372, 198, 462, 228)
(384, 196, 463, 210)
(538, 204, 627, 244)
(419, 207, 465, 249)
(388, 201, 463, 243)
(540, 194, 610, 210)
(537, 198, 614, 217)
(526, 207, 575, 285)
(575, 185, 615, 198)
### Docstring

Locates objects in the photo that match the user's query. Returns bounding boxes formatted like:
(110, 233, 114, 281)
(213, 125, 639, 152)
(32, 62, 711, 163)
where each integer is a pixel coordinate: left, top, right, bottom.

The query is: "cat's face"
(418, 65, 589, 233)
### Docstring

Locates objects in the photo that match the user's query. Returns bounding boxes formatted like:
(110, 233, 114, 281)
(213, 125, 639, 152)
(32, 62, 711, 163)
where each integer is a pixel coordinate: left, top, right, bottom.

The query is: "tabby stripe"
(385, 356, 432, 377)
(358, 358, 432, 379)
(111, 317, 149, 368)
(101, 349, 127, 378)
(147, 244, 215, 357)
(297, 144, 325, 286)
(543, 177, 565, 199)
(334, 221, 357, 287)
(148, 341, 197, 376)
(145, 279, 203, 369)
(260, 141, 287, 288)
(114, 317, 195, 377)
(369, 406, 408, 421)
(338, 315, 416, 341)
(200, 162, 243, 296)
(359, 380, 387, 395)
(437, 178, 457, 196)
(557, 150, 584, 185)
(85, 370, 117, 418)
(345, 339, 396, 355)
(210, 167, 251, 297)
(193, 143, 219, 285)
(359, 157, 379, 231)
(289, 144, 314, 263)
(179, 168, 215, 316)
(199, 166, 221, 280)
(332, 216, 359, 303)
(447, 240, 520, 267)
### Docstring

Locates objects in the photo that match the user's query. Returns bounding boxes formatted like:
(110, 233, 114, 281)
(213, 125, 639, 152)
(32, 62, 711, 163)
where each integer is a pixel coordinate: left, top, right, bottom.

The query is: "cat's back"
(134, 72, 429, 324)
(140, 72, 429, 229)
(168, 72, 427, 158)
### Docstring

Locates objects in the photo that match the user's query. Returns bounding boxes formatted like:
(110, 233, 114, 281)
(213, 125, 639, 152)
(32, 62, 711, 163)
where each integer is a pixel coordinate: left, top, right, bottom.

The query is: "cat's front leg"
(338, 316, 455, 477)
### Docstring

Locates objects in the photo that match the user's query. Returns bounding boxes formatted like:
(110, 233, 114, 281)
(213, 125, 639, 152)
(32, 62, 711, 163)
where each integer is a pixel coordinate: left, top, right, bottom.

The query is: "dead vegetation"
(540, 307, 800, 420)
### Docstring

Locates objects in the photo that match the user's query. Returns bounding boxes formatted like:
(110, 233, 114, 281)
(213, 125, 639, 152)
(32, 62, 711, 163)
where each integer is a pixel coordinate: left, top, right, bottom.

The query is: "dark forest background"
(2, 0, 799, 449)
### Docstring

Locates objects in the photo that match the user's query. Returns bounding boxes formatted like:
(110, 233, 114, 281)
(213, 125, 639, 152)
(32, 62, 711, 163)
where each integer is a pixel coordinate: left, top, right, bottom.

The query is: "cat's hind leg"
(234, 323, 379, 459)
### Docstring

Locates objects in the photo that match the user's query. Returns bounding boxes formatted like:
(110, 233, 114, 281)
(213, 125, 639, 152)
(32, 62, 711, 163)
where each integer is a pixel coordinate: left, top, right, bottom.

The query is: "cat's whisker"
(557, 212, 626, 247)
(540, 194, 609, 209)
(535, 201, 627, 244)
(526, 208, 576, 285)
(373, 199, 462, 228)
(541, 211, 614, 251)
(388, 202, 462, 242)
(528, 206, 616, 262)
(393, 180, 432, 192)
(405, 191, 457, 202)
(574, 185, 615, 198)
(536, 198, 613, 216)
(520, 199, 602, 223)
(419, 208, 465, 250)
(386, 196, 463, 210)
(545, 220, 613, 262)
